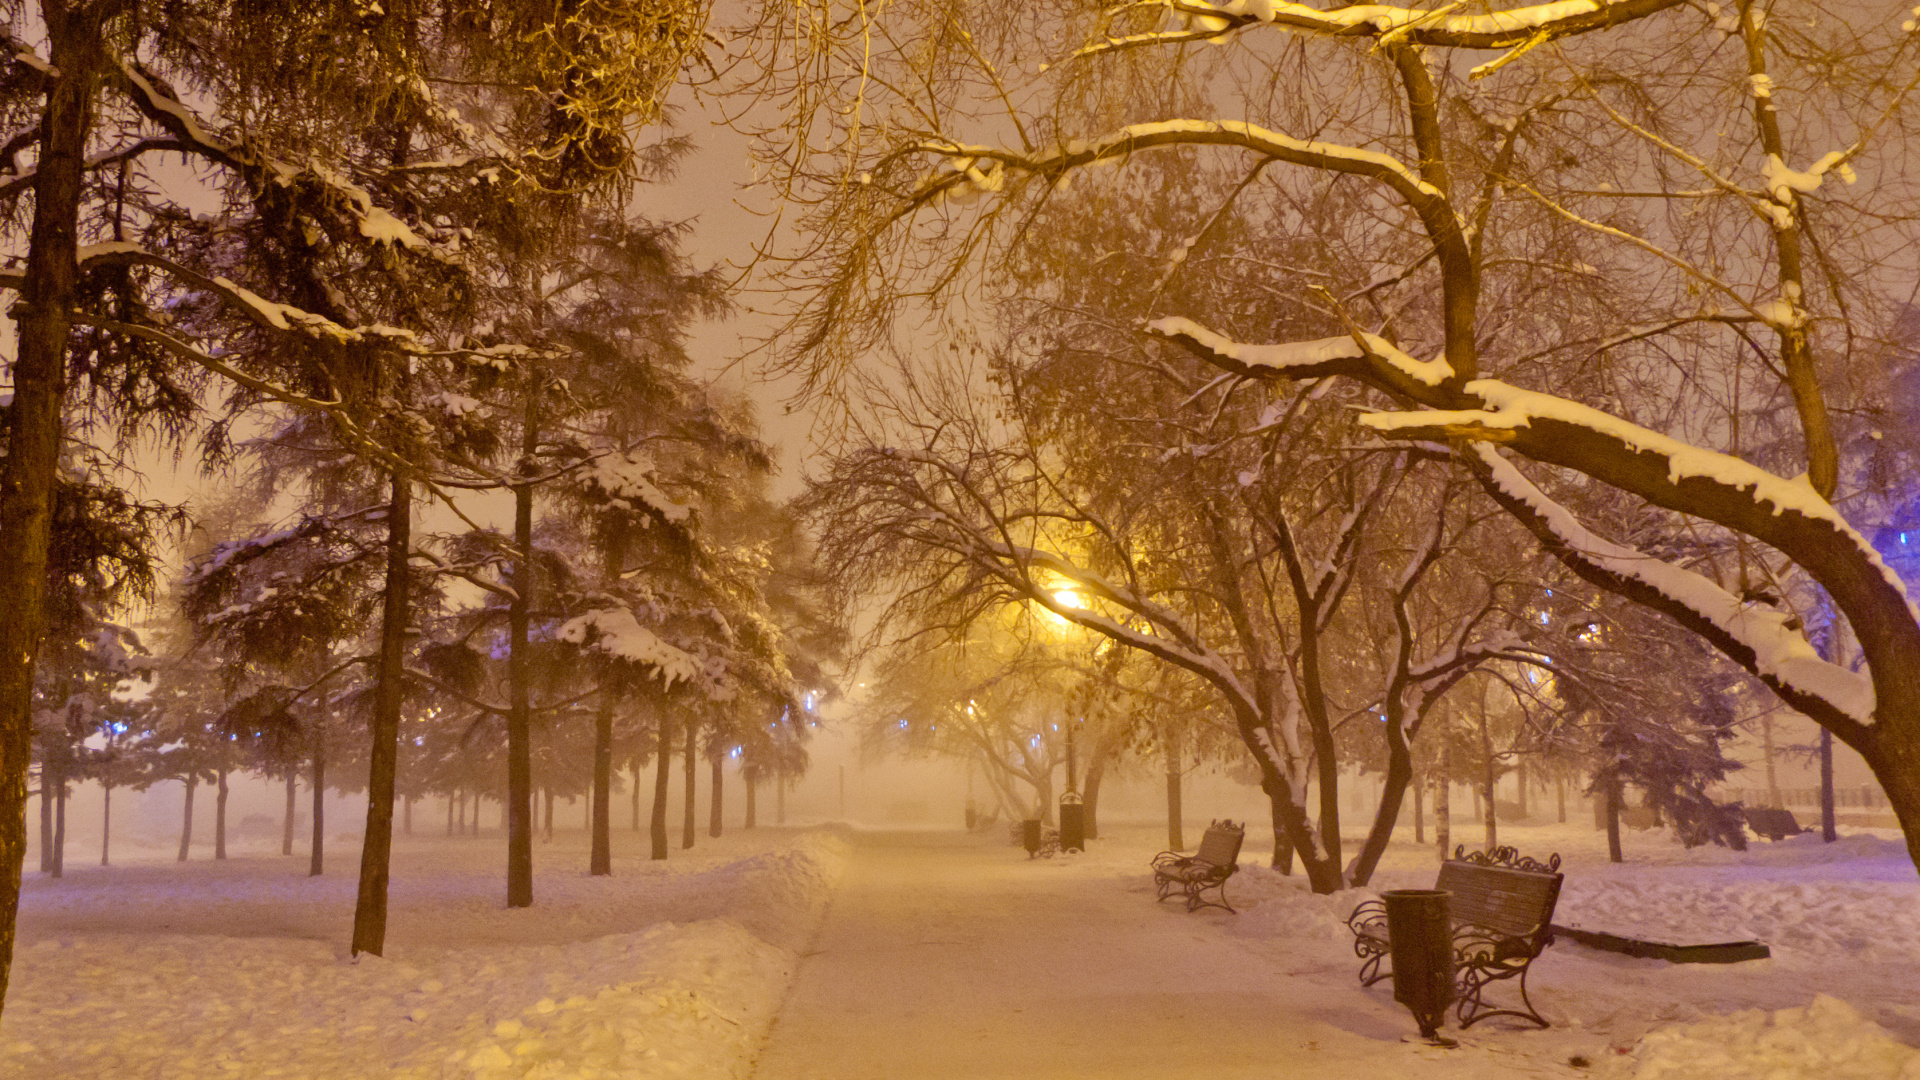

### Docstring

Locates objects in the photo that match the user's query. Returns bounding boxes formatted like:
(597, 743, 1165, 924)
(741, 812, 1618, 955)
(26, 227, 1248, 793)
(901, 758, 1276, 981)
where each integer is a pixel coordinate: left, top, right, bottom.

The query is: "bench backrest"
(1435, 855, 1562, 946)
(1194, 820, 1244, 868)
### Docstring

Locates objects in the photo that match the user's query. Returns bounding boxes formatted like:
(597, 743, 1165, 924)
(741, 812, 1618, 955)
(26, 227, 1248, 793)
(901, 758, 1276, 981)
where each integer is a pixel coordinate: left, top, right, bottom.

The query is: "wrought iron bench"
(1346, 846, 1564, 1029)
(1150, 820, 1244, 913)
(1745, 806, 1807, 841)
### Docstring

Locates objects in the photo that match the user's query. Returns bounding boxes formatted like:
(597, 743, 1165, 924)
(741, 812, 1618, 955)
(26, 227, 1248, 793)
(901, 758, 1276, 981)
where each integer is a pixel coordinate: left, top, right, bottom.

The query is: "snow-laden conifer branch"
(401, 667, 601, 717)
(0, 138, 191, 201)
(116, 61, 437, 254)
(557, 606, 702, 689)
(1462, 443, 1875, 737)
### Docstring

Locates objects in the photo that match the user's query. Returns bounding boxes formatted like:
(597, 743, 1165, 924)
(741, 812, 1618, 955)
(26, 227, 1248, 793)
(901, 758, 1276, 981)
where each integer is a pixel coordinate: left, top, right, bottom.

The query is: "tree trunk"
(1435, 754, 1451, 861)
(1484, 774, 1498, 851)
(1081, 740, 1111, 841)
(214, 767, 229, 860)
(178, 777, 196, 862)
(403, 796, 412, 836)
(446, 791, 455, 836)
(1515, 758, 1529, 819)
(505, 392, 538, 909)
(1413, 768, 1424, 844)
(1820, 727, 1838, 842)
(51, 776, 65, 879)
(588, 549, 621, 874)
(777, 776, 787, 825)
(1762, 714, 1782, 806)
(682, 721, 697, 849)
(710, 754, 724, 838)
(0, 0, 117, 1015)
(310, 746, 326, 877)
(1269, 792, 1293, 874)
(284, 772, 297, 856)
(100, 782, 110, 867)
(745, 776, 757, 829)
(1556, 777, 1567, 824)
(651, 714, 672, 859)
(38, 776, 52, 874)
(631, 759, 643, 831)
(1479, 708, 1497, 850)
(1349, 714, 1417, 887)
(590, 698, 614, 874)
(353, 468, 411, 954)
(542, 787, 554, 841)
(1165, 736, 1184, 852)
(1604, 773, 1624, 864)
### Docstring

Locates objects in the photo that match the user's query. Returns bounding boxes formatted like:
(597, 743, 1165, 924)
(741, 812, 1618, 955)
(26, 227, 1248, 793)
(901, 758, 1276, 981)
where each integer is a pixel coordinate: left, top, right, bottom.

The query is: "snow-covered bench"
(1346, 845, 1564, 1029)
(1150, 820, 1244, 914)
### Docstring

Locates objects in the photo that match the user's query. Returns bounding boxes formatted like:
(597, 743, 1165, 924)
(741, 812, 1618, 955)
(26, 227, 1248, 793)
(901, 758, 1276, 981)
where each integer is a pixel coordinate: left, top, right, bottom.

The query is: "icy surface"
(2, 828, 848, 1079)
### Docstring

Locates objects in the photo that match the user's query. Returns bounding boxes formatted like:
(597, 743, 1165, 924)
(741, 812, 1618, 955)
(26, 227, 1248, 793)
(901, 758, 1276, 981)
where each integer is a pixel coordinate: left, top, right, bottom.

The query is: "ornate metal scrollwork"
(1452, 844, 1562, 874)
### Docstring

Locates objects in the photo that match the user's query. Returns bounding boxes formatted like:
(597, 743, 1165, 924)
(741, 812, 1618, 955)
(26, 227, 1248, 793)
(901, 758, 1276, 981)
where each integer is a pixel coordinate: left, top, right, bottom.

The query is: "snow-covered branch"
(1074, 0, 1690, 57)
(917, 119, 1442, 207)
(1149, 316, 1456, 394)
(1463, 443, 1874, 737)
(1153, 314, 1920, 724)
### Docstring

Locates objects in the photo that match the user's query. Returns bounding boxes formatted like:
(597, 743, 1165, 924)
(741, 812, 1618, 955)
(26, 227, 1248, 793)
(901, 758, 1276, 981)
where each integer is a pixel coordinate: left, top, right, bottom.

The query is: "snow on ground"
(1, 826, 849, 1079)
(1037, 816, 1920, 1078)
(3, 813, 1917, 1079)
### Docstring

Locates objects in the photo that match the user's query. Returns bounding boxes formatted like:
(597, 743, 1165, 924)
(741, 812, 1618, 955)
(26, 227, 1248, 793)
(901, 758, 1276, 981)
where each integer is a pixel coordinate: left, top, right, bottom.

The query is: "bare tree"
(751, 0, 1920, 871)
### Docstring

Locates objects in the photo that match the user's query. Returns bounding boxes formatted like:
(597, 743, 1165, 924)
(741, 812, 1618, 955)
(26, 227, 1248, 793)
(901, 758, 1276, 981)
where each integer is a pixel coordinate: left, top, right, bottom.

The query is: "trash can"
(1383, 889, 1454, 1042)
(1022, 818, 1042, 855)
(1058, 791, 1085, 852)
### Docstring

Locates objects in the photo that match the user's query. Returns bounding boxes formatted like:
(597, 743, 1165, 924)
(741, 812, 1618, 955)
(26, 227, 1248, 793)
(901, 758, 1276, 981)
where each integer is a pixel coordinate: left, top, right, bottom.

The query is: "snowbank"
(1600, 994, 1920, 1080)
(2, 828, 850, 1079)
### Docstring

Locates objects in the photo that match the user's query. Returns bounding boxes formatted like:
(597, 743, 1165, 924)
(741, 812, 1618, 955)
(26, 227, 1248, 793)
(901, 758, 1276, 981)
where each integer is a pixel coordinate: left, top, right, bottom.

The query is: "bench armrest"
(1347, 898, 1388, 937)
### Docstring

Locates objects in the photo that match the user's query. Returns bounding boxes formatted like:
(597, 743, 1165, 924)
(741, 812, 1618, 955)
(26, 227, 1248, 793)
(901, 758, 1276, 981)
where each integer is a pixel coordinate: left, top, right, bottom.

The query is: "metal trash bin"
(1383, 888, 1455, 1042)
(1022, 818, 1042, 855)
(1058, 792, 1085, 852)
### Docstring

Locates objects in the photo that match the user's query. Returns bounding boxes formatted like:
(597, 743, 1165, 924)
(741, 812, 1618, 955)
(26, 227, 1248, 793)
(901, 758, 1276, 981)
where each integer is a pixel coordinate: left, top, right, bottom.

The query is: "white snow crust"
(8, 817, 1920, 1078)
(587, 452, 692, 523)
(4, 828, 849, 1079)
(557, 606, 702, 686)
(1149, 315, 1456, 386)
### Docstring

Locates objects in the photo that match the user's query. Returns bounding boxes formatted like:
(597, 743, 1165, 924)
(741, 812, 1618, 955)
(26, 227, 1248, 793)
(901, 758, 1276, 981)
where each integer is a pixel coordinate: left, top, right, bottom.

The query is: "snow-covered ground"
(1180, 818, 1920, 1078)
(2, 826, 850, 1079)
(2, 815, 1916, 1079)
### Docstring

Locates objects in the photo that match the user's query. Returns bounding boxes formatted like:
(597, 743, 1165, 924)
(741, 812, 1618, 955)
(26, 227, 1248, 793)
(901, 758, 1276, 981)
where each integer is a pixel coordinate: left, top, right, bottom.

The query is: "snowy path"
(752, 830, 1512, 1080)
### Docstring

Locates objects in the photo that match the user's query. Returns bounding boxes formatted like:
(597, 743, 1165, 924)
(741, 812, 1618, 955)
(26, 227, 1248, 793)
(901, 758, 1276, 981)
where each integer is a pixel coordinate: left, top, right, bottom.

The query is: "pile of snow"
(1600, 994, 1920, 1080)
(3, 828, 850, 1079)
(1557, 875, 1920, 964)
(400, 921, 788, 1080)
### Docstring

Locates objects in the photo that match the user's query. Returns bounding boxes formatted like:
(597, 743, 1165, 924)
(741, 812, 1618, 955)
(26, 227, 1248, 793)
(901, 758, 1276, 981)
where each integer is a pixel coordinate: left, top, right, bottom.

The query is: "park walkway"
(748, 829, 1434, 1080)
